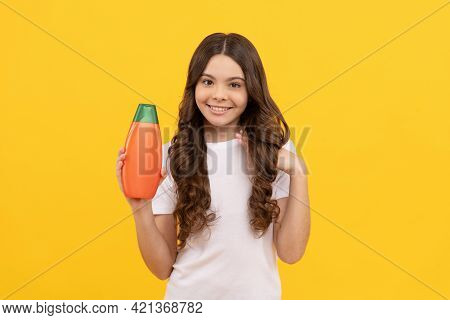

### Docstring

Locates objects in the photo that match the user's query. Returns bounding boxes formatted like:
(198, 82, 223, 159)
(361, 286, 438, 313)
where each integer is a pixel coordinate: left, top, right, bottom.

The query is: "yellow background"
(1, 0, 449, 299)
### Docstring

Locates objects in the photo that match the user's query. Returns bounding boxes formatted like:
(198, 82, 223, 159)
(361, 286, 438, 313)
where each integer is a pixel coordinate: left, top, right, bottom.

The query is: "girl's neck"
(203, 125, 240, 143)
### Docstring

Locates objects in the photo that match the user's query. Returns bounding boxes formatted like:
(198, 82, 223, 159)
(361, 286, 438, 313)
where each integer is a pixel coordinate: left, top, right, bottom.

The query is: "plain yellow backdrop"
(1, 0, 449, 299)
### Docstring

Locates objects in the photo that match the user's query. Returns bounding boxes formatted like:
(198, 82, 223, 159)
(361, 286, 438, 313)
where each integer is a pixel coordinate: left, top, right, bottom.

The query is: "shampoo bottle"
(122, 104, 162, 199)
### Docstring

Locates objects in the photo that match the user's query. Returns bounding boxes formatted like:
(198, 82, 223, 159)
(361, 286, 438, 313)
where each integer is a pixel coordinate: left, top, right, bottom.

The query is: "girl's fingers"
(116, 154, 126, 164)
(115, 151, 125, 193)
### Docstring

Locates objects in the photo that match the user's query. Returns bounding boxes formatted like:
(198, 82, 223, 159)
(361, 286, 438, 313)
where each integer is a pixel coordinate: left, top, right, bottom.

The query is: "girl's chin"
(204, 116, 238, 127)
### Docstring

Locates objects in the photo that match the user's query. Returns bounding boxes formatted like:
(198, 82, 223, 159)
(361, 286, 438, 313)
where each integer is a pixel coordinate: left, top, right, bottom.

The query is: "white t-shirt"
(151, 137, 296, 300)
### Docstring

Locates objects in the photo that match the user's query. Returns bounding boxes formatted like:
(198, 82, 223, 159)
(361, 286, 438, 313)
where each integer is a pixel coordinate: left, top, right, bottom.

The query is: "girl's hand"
(116, 147, 167, 212)
(276, 146, 305, 176)
(235, 130, 305, 176)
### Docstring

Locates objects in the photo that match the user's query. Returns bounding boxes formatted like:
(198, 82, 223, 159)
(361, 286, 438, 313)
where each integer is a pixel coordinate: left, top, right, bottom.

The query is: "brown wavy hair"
(168, 32, 290, 251)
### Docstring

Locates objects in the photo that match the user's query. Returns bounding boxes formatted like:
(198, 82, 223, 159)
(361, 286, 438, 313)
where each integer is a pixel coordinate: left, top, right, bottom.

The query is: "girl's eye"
(201, 79, 241, 88)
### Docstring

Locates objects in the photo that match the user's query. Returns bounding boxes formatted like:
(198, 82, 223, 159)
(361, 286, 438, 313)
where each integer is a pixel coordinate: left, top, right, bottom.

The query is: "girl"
(116, 33, 310, 300)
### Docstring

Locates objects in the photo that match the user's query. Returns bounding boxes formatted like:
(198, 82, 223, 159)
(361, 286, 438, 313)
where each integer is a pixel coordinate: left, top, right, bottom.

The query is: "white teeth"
(207, 104, 231, 112)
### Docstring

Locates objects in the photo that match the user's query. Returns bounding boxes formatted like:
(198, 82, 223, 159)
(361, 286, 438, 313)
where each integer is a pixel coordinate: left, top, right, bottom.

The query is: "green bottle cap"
(132, 104, 159, 124)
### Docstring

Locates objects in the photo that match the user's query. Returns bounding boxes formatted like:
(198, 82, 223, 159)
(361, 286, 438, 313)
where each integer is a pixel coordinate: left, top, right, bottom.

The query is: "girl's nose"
(213, 85, 227, 101)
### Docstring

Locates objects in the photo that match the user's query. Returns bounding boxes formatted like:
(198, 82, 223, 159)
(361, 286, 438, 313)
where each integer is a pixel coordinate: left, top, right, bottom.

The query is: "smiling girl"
(116, 33, 310, 299)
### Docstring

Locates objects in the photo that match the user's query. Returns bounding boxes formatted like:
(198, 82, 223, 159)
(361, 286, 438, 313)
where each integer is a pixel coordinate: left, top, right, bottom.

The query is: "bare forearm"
(132, 205, 174, 280)
(277, 173, 311, 263)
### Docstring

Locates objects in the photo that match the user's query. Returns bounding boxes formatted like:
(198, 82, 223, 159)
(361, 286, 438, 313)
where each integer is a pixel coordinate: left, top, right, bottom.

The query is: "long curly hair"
(169, 32, 290, 251)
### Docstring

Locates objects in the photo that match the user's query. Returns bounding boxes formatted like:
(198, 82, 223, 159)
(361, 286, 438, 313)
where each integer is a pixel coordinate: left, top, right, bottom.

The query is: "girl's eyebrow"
(201, 73, 245, 81)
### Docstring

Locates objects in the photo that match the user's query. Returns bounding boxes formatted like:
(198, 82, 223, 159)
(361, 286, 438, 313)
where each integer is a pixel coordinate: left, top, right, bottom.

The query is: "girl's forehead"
(203, 55, 245, 78)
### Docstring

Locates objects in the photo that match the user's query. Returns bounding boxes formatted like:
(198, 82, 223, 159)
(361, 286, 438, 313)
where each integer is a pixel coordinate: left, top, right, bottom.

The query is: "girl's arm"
(235, 133, 311, 263)
(274, 172, 310, 264)
(132, 204, 177, 280)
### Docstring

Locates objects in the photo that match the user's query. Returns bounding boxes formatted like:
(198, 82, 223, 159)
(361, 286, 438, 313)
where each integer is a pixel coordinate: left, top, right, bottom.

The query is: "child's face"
(195, 54, 248, 128)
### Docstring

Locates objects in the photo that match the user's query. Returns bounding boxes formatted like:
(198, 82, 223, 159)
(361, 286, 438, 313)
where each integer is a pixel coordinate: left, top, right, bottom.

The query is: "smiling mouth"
(207, 104, 232, 113)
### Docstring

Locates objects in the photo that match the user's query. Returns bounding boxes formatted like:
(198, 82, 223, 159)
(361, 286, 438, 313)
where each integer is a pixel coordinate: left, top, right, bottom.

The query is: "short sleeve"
(151, 141, 177, 215)
(271, 139, 297, 200)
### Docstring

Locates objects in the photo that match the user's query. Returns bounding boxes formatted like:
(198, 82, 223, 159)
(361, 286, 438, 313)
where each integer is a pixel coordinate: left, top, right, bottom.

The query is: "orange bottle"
(122, 104, 162, 199)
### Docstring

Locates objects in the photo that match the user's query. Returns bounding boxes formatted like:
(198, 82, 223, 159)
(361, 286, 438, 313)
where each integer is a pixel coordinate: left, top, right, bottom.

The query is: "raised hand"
(235, 130, 305, 176)
(116, 147, 167, 213)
